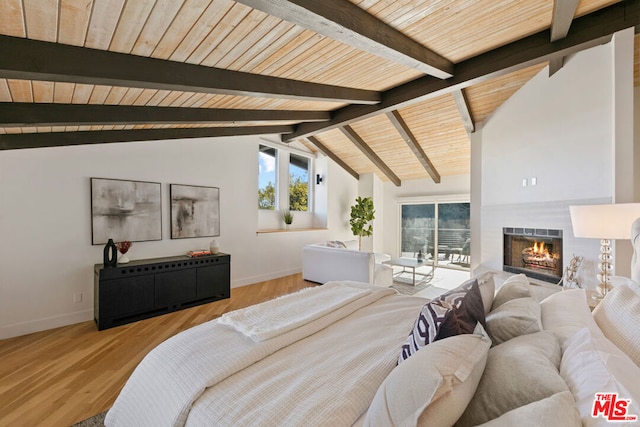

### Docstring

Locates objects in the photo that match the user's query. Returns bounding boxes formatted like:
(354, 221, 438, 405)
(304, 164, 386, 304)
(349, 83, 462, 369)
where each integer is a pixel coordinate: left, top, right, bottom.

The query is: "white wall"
(0, 135, 358, 339)
(476, 32, 636, 288)
(382, 175, 471, 258)
(482, 45, 613, 206)
(357, 173, 385, 252)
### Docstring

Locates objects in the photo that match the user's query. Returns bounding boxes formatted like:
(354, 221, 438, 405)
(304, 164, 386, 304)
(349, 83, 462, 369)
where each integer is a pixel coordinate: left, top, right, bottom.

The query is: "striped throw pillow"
(398, 279, 484, 364)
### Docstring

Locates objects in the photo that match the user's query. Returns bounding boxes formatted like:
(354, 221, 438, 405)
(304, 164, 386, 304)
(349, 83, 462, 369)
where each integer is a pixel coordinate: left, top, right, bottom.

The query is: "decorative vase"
(103, 239, 117, 268)
(115, 241, 132, 264)
(209, 239, 220, 254)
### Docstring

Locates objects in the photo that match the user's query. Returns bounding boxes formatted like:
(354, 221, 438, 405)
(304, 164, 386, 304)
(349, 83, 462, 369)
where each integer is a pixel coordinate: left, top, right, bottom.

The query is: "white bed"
(105, 282, 426, 426)
(105, 274, 640, 427)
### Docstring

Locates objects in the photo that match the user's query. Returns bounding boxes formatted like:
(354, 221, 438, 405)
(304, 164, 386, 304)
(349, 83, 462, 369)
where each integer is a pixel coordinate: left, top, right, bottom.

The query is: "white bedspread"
(105, 282, 403, 427)
(219, 282, 372, 342)
(186, 292, 427, 426)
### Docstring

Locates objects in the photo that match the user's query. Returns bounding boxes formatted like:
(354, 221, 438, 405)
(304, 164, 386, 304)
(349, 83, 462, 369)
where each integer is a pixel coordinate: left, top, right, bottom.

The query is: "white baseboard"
(231, 267, 302, 288)
(0, 309, 94, 340)
(2, 270, 303, 339)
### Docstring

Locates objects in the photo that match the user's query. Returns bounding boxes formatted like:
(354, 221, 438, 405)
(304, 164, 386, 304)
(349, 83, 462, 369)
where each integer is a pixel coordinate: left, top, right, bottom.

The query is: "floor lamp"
(569, 203, 640, 299)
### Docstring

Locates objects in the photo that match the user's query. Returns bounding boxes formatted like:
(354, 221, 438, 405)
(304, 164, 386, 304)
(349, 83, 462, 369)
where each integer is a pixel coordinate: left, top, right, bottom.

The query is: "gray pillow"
(475, 272, 496, 315)
(474, 391, 580, 427)
(455, 331, 567, 426)
(491, 275, 531, 310)
(326, 240, 346, 249)
(485, 297, 542, 345)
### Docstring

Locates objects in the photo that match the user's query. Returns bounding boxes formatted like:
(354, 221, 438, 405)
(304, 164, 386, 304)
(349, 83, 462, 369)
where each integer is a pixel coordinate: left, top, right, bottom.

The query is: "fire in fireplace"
(503, 228, 563, 284)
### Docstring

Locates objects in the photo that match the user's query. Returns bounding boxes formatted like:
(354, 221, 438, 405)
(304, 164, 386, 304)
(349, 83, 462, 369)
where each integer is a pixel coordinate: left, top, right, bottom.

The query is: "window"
(258, 145, 277, 210)
(289, 153, 309, 211)
(400, 201, 470, 270)
(258, 143, 314, 221)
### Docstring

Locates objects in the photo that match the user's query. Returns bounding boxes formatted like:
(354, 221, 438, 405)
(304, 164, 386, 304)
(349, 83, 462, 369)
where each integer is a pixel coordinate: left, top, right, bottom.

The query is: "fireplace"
(503, 227, 563, 284)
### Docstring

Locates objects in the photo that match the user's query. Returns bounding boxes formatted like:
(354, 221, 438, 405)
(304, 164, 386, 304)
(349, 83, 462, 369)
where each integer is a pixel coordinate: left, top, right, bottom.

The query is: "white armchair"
(302, 241, 393, 287)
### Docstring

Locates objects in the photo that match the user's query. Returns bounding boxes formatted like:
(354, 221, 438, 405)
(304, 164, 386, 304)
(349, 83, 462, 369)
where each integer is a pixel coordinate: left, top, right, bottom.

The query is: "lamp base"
(592, 283, 613, 300)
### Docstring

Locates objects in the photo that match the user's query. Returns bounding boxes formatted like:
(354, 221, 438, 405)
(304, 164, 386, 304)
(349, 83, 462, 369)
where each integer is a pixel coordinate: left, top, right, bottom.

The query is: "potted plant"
(349, 196, 375, 250)
(282, 210, 294, 229)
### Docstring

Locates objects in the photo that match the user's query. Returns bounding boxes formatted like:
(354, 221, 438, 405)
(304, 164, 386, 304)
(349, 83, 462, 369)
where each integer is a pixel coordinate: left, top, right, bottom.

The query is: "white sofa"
(302, 240, 393, 287)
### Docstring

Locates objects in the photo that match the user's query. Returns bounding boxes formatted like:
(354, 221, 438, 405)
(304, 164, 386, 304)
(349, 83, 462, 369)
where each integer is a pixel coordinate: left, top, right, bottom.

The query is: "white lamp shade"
(570, 203, 640, 239)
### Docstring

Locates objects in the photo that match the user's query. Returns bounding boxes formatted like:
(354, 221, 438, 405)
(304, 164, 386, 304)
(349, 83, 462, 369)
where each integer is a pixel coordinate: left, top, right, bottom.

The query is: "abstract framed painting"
(90, 178, 162, 245)
(170, 184, 220, 239)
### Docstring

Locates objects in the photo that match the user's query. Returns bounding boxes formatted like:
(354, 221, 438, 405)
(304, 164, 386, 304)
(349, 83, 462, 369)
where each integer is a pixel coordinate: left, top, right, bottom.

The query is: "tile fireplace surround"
(480, 198, 609, 289)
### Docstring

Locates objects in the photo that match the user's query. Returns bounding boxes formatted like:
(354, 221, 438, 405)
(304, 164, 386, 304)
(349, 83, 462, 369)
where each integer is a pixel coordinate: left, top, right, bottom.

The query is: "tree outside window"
(258, 145, 277, 210)
(289, 153, 309, 212)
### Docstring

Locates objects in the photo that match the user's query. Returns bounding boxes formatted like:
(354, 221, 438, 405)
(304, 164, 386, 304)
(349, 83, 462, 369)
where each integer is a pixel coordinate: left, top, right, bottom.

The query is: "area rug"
(71, 410, 106, 427)
(391, 272, 444, 295)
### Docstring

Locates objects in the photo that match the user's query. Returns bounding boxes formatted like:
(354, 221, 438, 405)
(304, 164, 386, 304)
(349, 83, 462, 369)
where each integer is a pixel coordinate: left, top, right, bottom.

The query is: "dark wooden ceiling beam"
(235, 0, 453, 78)
(0, 125, 294, 150)
(283, 0, 640, 141)
(386, 110, 440, 183)
(0, 103, 330, 127)
(340, 125, 401, 186)
(305, 136, 359, 180)
(0, 35, 380, 105)
(451, 89, 475, 133)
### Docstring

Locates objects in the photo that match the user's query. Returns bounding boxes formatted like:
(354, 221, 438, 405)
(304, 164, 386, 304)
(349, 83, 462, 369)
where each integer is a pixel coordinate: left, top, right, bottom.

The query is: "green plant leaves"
(349, 196, 375, 243)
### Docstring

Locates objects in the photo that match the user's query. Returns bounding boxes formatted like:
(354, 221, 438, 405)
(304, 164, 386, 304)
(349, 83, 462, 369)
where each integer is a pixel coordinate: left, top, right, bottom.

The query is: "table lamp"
(569, 203, 640, 299)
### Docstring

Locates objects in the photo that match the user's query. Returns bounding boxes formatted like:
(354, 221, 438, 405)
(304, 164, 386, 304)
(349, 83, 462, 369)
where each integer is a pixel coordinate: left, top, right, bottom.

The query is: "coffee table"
(383, 258, 434, 286)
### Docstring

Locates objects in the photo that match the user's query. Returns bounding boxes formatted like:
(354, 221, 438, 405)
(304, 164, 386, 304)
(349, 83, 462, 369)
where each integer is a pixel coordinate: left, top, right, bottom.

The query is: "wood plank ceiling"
(0, 0, 638, 185)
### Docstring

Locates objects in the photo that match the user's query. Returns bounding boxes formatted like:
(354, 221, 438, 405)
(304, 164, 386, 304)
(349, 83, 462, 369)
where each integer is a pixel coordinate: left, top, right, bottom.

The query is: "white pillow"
(365, 332, 491, 427)
(485, 297, 542, 345)
(474, 391, 580, 427)
(593, 284, 640, 367)
(539, 288, 600, 347)
(343, 239, 359, 250)
(560, 327, 640, 426)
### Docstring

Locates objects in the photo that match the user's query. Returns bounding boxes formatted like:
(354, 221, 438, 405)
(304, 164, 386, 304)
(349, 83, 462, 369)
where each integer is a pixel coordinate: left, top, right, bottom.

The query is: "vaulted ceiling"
(1, 0, 638, 185)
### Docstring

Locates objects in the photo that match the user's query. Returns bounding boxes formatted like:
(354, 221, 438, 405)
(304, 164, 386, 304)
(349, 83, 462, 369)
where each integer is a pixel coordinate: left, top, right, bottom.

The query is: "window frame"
(397, 194, 470, 271)
(258, 142, 315, 215)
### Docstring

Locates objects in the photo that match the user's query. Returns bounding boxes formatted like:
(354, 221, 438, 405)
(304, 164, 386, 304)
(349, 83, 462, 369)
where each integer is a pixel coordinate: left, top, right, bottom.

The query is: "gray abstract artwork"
(91, 178, 162, 244)
(170, 184, 220, 239)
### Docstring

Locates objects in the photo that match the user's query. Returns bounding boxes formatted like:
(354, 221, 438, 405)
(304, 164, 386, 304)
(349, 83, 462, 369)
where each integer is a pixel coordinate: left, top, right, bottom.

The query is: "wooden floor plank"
(0, 273, 316, 426)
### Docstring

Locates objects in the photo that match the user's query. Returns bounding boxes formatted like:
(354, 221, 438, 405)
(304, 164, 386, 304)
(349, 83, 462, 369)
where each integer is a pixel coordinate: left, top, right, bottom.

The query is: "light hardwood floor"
(0, 273, 316, 427)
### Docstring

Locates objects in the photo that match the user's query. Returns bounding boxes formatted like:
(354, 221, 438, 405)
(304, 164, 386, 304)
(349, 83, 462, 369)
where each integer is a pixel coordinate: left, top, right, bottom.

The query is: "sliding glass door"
(401, 204, 435, 261)
(400, 201, 470, 269)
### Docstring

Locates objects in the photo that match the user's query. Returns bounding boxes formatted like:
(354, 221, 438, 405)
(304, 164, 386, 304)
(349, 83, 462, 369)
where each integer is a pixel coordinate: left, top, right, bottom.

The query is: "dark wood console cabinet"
(94, 253, 230, 330)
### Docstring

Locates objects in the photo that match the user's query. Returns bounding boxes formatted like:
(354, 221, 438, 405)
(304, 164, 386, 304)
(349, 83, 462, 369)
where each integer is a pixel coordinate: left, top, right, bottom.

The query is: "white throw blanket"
(219, 281, 371, 341)
(105, 282, 396, 427)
